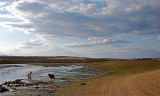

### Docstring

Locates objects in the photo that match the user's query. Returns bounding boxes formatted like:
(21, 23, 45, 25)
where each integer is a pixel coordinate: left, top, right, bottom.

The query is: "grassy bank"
(55, 60, 160, 96)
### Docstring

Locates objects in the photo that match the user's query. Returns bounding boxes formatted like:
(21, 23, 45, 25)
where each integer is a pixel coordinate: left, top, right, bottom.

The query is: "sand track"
(56, 69, 160, 96)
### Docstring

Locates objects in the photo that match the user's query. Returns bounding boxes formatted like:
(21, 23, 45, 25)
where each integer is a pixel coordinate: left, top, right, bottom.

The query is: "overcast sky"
(0, 0, 159, 58)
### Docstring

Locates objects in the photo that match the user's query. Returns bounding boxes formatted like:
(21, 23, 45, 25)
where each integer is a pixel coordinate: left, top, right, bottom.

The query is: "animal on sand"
(27, 71, 32, 79)
(48, 74, 55, 80)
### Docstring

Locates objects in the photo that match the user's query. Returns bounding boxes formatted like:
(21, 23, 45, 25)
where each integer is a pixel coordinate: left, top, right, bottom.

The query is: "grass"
(85, 60, 160, 76)
(55, 59, 160, 96)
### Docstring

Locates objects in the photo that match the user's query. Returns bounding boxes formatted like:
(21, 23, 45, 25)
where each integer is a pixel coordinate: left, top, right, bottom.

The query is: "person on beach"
(27, 71, 32, 79)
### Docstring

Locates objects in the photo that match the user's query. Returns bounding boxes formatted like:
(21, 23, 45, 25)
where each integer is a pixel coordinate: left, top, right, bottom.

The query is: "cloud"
(0, 0, 159, 58)
(0, 1, 8, 7)
(0, 38, 78, 56)
(143, 36, 160, 41)
(17, 40, 46, 49)
(65, 37, 130, 47)
(39, 35, 56, 40)
(123, 47, 159, 53)
(7, 23, 33, 29)
(0, 0, 158, 40)
(89, 46, 160, 58)
(15, 1, 46, 14)
(121, 47, 160, 58)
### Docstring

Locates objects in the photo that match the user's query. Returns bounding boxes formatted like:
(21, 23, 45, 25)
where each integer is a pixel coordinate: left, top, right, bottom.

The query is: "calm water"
(0, 63, 93, 84)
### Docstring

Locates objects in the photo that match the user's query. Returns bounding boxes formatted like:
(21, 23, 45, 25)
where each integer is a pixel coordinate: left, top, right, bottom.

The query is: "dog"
(48, 74, 55, 80)
(27, 71, 32, 79)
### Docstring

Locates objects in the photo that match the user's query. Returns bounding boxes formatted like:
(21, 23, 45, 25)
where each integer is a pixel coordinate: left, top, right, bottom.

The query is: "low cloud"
(17, 40, 45, 49)
(143, 36, 160, 41)
(65, 38, 130, 47)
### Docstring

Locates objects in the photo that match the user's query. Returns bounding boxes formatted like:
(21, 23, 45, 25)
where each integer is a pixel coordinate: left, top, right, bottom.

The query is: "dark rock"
(48, 74, 55, 80)
(35, 87, 39, 89)
(2, 79, 25, 87)
(15, 79, 21, 83)
(80, 83, 86, 85)
(0, 85, 9, 93)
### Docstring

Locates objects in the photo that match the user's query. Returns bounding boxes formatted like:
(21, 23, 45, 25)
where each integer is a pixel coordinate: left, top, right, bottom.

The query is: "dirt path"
(55, 69, 160, 96)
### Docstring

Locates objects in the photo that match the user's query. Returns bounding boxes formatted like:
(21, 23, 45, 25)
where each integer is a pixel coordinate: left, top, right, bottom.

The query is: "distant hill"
(0, 56, 120, 64)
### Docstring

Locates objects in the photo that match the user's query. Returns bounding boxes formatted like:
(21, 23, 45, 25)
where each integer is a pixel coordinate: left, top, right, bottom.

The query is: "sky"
(0, 0, 160, 58)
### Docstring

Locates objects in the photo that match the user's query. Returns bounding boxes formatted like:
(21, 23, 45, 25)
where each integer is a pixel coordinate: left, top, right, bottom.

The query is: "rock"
(48, 74, 55, 80)
(35, 87, 39, 89)
(2, 79, 25, 87)
(0, 85, 9, 93)
(80, 83, 86, 85)
(15, 79, 21, 83)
